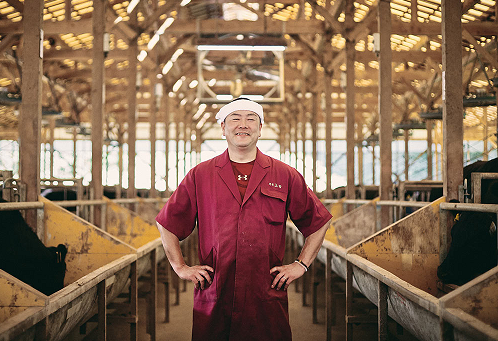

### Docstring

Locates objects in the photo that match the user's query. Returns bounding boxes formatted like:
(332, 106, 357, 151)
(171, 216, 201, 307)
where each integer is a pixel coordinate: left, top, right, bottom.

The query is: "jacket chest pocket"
(261, 186, 287, 225)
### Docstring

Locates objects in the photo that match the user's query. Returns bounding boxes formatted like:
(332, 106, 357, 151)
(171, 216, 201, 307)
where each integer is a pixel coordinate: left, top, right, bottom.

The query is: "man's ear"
(221, 122, 226, 136)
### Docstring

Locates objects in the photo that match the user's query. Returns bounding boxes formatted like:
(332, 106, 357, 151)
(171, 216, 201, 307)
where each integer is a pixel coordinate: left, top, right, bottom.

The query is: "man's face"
(221, 110, 262, 150)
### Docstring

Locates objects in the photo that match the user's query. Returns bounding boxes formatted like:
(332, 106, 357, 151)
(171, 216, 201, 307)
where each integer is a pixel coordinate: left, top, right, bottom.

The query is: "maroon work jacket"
(156, 149, 332, 341)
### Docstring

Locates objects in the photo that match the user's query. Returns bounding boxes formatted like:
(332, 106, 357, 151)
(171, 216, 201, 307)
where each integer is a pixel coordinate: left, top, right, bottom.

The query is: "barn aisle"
(132, 276, 329, 340)
(106, 265, 385, 341)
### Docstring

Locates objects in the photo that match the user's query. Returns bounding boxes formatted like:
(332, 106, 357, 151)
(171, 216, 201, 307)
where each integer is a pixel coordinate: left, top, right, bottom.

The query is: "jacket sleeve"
(155, 169, 198, 241)
(287, 169, 332, 238)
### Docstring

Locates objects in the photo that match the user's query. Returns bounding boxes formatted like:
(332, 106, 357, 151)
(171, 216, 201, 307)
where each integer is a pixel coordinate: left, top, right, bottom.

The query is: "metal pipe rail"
(112, 198, 168, 204)
(440, 202, 498, 213)
(323, 198, 431, 208)
(0, 201, 44, 210)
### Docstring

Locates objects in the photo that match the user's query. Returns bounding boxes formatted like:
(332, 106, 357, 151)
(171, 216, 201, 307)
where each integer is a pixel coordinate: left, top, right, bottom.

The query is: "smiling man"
(156, 97, 332, 341)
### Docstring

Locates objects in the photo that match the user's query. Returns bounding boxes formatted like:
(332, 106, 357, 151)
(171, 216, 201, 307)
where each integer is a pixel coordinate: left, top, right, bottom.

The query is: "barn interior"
(0, 0, 498, 340)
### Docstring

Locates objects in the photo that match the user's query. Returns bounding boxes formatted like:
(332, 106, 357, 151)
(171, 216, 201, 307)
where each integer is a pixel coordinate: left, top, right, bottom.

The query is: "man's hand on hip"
(270, 262, 306, 291)
(175, 264, 214, 290)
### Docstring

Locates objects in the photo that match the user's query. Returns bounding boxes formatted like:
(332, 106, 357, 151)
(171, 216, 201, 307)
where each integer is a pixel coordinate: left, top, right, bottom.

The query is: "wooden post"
(292, 109, 298, 170)
(49, 118, 55, 178)
(97, 280, 106, 341)
(371, 141, 376, 184)
(325, 72, 333, 198)
(300, 88, 307, 179)
(435, 125, 440, 180)
(404, 130, 409, 181)
(127, 7, 138, 199)
(20, 0, 43, 231)
(302, 237, 308, 306)
(483, 107, 488, 161)
(164, 94, 170, 196)
(286, 111, 292, 165)
(175, 112, 180, 188)
(279, 121, 285, 161)
(150, 71, 157, 198)
(73, 127, 77, 178)
(174, 270, 180, 305)
(442, 0, 463, 200)
(357, 122, 364, 187)
(427, 120, 433, 179)
(148, 249, 157, 340)
(165, 265, 170, 322)
(378, 280, 388, 341)
(65, 0, 71, 20)
(183, 109, 188, 177)
(325, 249, 333, 341)
(117, 126, 124, 198)
(345, 0, 355, 204)
(130, 260, 138, 341)
(92, 0, 105, 226)
(312, 92, 318, 192)
(378, 0, 393, 228)
(346, 261, 353, 341)
(312, 261, 319, 324)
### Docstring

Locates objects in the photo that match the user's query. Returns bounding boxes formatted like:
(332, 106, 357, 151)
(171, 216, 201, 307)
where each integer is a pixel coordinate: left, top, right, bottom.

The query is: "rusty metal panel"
(350, 264, 441, 341)
(349, 197, 445, 296)
(42, 198, 135, 286)
(136, 198, 163, 225)
(441, 267, 498, 340)
(326, 198, 379, 248)
(105, 198, 160, 249)
(0, 271, 47, 324)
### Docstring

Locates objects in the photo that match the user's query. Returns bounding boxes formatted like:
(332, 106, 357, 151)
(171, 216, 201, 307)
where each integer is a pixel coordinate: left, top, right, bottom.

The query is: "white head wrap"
(215, 98, 264, 124)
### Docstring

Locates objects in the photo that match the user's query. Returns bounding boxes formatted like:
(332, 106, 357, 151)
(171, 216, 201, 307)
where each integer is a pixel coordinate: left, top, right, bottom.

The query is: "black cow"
(437, 157, 498, 285)
(437, 208, 497, 285)
(0, 199, 67, 295)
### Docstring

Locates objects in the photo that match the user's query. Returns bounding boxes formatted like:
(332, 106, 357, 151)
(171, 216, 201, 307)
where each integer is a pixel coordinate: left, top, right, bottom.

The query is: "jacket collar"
(215, 148, 271, 206)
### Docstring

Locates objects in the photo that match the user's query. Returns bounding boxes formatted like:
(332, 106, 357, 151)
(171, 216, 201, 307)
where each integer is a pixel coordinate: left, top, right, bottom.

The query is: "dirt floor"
(100, 261, 418, 340)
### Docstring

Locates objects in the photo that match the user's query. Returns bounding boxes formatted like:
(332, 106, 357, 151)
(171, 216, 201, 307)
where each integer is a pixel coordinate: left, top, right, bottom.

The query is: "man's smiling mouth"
(235, 132, 250, 136)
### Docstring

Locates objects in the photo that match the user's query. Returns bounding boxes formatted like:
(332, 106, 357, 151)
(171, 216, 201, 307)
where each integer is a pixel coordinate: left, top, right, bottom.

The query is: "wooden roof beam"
(4, 0, 23, 14)
(139, 1, 181, 35)
(0, 34, 18, 54)
(167, 18, 324, 34)
(329, 0, 345, 20)
(289, 34, 321, 65)
(307, 0, 342, 33)
(462, 29, 498, 72)
(462, 0, 480, 14)
(157, 34, 193, 65)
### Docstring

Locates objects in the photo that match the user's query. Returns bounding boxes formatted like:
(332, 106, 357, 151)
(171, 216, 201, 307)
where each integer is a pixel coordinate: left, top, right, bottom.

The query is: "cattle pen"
(287, 196, 498, 341)
(0, 199, 137, 340)
(2, 0, 498, 340)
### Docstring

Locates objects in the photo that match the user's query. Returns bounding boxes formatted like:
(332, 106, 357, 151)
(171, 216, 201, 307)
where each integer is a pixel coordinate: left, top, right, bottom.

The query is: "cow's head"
(438, 210, 497, 285)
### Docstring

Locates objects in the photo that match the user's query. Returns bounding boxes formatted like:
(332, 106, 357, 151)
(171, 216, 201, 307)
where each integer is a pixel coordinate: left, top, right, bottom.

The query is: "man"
(156, 98, 332, 341)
